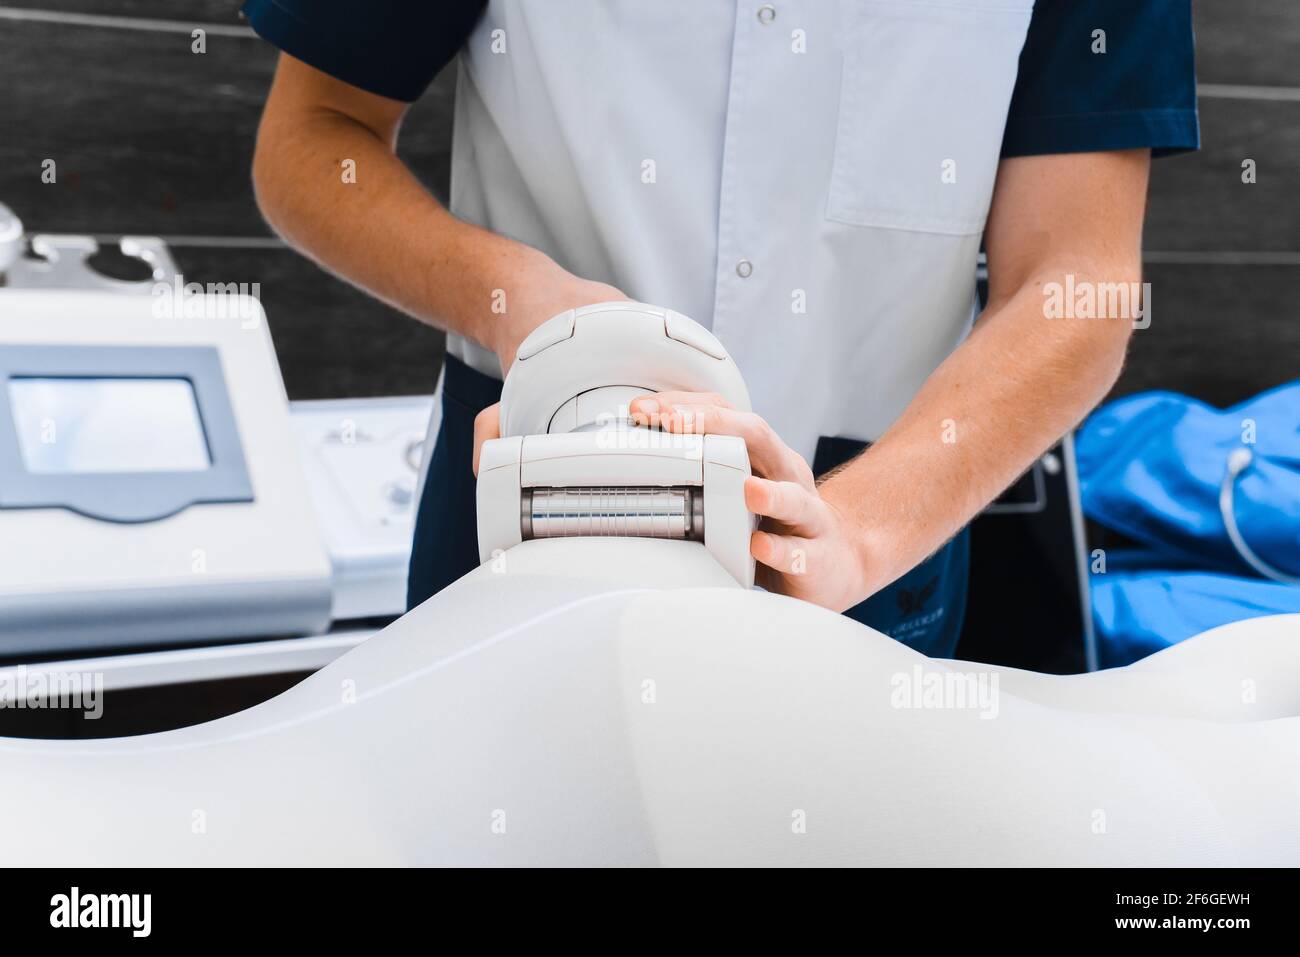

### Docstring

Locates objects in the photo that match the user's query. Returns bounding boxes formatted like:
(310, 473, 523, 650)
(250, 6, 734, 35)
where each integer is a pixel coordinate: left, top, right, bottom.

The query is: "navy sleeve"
(1001, 0, 1200, 159)
(242, 0, 486, 102)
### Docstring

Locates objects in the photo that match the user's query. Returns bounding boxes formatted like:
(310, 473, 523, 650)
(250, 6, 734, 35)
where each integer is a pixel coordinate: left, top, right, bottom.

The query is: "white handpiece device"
(476, 301, 756, 586)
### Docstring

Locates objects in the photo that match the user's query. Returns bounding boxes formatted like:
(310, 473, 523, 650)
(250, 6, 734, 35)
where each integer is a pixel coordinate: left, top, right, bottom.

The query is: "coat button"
(735, 259, 753, 278)
(757, 5, 776, 24)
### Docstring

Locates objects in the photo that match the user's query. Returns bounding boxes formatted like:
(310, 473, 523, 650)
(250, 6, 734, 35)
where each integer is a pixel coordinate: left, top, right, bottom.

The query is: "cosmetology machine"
(477, 302, 755, 587)
(0, 206, 430, 700)
(0, 292, 1297, 865)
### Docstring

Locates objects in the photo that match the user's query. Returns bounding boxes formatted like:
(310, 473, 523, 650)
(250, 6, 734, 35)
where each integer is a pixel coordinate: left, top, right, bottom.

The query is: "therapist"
(245, 0, 1198, 656)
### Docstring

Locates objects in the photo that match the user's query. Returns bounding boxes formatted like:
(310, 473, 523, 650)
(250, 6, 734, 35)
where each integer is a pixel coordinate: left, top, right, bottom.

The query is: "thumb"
(472, 403, 502, 476)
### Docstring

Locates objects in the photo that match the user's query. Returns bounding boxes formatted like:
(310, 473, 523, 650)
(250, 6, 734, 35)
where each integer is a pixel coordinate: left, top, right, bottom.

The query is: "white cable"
(1219, 447, 1300, 585)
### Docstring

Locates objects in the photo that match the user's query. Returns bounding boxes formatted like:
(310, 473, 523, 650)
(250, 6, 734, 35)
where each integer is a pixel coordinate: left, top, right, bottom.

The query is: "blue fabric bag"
(1076, 380, 1300, 665)
(1090, 570, 1300, 668)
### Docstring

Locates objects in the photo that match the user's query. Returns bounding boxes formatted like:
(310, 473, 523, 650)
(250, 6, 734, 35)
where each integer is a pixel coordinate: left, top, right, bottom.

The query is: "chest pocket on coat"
(827, 0, 1033, 236)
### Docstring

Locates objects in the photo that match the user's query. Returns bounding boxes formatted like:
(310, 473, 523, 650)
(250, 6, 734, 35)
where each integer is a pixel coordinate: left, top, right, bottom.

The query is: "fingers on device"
(476, 301, 756, 586)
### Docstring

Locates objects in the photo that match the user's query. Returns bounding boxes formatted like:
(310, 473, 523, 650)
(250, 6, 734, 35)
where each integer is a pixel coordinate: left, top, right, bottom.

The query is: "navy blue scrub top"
(244, 0, 1200, 655)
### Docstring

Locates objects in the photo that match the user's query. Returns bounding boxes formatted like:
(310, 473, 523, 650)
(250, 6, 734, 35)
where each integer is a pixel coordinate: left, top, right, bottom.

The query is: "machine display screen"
(7, 377, 211, 473)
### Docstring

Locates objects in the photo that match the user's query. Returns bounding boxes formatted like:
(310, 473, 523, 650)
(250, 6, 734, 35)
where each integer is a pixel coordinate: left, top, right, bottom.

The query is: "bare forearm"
(820, 271, 1133, 595)
(819, 149, 1150, 600)
(253, 103, 555, 357)
(622, 151, 1149, 614)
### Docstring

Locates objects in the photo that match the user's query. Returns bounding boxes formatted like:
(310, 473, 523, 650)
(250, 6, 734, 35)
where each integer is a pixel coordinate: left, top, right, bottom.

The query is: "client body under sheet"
(1, 537, 1297, 866)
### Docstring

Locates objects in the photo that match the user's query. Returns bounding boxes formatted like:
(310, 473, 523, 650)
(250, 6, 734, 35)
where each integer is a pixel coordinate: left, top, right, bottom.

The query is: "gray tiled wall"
(2, 1, 1296, 406)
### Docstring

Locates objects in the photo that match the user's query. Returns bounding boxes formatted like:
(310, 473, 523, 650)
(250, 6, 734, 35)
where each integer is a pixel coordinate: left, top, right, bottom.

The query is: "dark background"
(1, 0, 1297, 407)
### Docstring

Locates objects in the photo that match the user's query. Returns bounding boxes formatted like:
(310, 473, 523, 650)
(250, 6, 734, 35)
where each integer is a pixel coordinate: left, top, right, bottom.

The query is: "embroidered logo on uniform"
(897, 576, 939, 615)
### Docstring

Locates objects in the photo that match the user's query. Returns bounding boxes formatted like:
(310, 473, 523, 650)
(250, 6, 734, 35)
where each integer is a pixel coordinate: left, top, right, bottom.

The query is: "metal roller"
(523, 486, 704, 541)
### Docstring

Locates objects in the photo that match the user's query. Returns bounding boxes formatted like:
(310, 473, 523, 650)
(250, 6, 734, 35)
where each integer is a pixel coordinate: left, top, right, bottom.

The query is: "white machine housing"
(477, 302, 756, 587)
(0, 288, 333, 653)
(291, 395, 432, 620)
